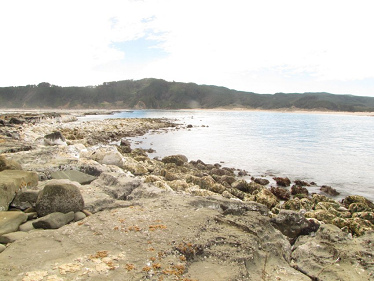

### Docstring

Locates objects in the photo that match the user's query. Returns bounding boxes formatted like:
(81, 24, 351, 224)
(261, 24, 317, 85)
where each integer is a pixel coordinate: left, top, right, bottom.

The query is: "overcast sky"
(1, 0, 374, 96)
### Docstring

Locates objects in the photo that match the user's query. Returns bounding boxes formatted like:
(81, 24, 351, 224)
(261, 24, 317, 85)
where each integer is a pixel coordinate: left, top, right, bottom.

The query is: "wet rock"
(0, 211, 28, 235)
(9, 117, 24, 125)
(32, 211, 75, 229)
(270, 186, 291, 200)
(0, 170, 39, 211)
(50, 170, 97, 185)
(254, 188, 279, 209)
(273, 177, 291, 187)
(36, 179, 84, 217)
(271, 210, 319, 239)
(0, 231, 29, 244)
(314, 201, 340, 211)
(320, 185, 340, 196)
(348, 202, 371, 213)
(44, 131, 66, 146)
(162, 155, 188, 166)
(294, 179, 310, 186)
(253, 178, 269, 185)
(0, 155, 22, 171)
(10, 190, 39, 210)
(311, 193, 337, 204)
(290, 185, 309, 196)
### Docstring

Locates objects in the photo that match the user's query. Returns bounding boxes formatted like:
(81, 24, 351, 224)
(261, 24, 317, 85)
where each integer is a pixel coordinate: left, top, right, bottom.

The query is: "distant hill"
(1, 78, 374, 112)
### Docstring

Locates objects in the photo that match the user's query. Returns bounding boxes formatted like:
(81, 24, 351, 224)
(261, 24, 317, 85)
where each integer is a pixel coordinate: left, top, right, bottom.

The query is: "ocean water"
(81, 110, 374, 201)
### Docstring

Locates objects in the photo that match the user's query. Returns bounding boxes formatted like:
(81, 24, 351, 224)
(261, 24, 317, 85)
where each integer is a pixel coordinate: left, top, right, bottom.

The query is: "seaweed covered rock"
(273, 177, 291, 187)
(270, 186, 291, 200)
(162, 155, 188, 166)
(342, 195, 374, 209)
(291, 185, 309, 196)
(36, 179, 84, 217)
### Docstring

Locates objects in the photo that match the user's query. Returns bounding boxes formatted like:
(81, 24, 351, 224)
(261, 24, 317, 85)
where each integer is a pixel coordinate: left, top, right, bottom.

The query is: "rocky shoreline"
(0, 111, 373, 280)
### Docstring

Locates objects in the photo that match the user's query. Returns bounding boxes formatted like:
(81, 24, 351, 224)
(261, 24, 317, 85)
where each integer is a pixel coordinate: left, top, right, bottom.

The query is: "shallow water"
(80, 110, 374, 201)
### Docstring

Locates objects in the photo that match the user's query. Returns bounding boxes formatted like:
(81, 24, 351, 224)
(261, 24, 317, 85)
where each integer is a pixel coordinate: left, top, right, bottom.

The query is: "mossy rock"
(315, 201, 340, 211)
(346, 217, 374, 236)
(312, 194, 337, 205)
(305, 209, 336, 224)
(283, 198, 302, 211)
(343, 195, 374, 209)
(352, 212, 374, 224)
(349, 202, 372, 213)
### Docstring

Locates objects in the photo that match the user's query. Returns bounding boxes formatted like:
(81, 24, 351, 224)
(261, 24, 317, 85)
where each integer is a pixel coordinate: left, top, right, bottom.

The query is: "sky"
(1, 0, 374, 97)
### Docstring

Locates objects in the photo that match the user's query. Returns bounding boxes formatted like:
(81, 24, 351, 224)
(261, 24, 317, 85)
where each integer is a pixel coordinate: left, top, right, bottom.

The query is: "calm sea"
(80, 110, 374, 201)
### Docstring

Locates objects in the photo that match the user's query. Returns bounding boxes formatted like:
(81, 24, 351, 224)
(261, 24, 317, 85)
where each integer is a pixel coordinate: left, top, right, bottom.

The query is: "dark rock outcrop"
(273, 177, 291, 187)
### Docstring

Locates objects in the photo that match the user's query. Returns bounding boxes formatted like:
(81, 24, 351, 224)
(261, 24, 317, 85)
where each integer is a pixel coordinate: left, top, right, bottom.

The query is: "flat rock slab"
(32, 212, 75, 229)
(51, 170, 96, 185)
(0, 170, 39, 211)
(0, 231, 29, 244)
(0, 211, 28, 235)
(0, 192, 309, 281)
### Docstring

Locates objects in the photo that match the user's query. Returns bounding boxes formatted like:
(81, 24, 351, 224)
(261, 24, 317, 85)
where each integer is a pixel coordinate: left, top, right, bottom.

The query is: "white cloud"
(1, 0, 374, 96)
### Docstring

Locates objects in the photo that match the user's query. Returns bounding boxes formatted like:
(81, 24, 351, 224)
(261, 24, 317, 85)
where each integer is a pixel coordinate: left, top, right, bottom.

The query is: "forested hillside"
(1, 78, 374, 112)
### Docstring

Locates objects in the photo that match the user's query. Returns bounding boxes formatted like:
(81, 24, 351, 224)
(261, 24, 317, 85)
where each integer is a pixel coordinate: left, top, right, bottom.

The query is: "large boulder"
(0, 155, 22, 171)
(36, 179, 84, 217)
(0, 170, 39, 211)
(0, 211, 28, 235)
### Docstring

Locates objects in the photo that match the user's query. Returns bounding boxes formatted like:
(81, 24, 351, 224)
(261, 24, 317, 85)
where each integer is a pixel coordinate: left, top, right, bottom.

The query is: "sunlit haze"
(1, 0, 374, 96)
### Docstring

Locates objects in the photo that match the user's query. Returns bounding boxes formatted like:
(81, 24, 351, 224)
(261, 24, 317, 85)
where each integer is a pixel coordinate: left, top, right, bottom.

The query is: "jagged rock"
(91, 172, 141, 200)
(254, 178, 270, 185)
(0, 211, 28, 235)
(10, 190, 39, 210)
(273, 177, 291, 187)
(0, 170, 39, 211)
(44, 131, 66, 146)
(0, 155, 22, 171)
(254, 188, 279, 209)
(271, 210, 319, 239)
(162, 155, 188, 166)
(292, 224, 374, 280)
(291, 185, 309, 196)
(36, 179, 84, 217)
(32, 211, 75, 229)
(270, 186, 291, 200)
(320, 185, 340, 196)
(0, 231, 29, 244)
(50, 170, 97, 185)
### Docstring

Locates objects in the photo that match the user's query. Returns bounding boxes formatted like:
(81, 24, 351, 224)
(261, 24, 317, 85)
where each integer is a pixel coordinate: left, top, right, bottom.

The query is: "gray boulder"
(0, 170, 39, 211)
(0, 211, 28, 235)
(32, 211, 75, 229)
(36, 179, 84, 217)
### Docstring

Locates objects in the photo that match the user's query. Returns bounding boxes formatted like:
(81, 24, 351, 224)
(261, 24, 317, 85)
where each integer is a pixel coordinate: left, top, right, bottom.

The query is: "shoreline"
(0, 110, 374, 280)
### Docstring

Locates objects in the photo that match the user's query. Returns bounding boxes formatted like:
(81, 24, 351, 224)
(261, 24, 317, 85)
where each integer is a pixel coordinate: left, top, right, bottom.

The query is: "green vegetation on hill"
(1, 78, 374, 112)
